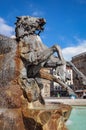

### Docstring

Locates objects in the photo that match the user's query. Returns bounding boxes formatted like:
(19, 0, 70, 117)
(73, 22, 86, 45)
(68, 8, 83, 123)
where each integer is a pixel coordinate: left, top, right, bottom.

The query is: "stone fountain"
(2, 15, 86, 130)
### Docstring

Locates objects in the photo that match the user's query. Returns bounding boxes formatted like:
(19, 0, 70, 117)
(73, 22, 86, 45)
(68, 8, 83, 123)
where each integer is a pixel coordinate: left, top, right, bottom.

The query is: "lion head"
(15, 16, 46, 39)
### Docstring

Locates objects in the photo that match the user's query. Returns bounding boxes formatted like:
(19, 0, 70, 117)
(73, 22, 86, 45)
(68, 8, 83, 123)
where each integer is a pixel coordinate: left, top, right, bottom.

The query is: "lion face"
(15, 16, 46, 38)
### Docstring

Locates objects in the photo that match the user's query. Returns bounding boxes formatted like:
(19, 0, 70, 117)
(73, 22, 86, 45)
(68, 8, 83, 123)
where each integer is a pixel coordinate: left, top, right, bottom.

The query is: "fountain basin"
(0, 102, 72, 130)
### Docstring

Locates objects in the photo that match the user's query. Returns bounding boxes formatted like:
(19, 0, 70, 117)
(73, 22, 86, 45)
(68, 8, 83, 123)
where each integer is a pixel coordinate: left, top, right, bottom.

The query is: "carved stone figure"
(0, 16, 86, 105)
(15, 16, 86, 102)
(0, 16, 77, 130)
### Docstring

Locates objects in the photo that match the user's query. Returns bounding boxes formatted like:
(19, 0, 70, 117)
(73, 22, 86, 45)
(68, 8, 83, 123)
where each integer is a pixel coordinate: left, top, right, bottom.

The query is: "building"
(66, 65, 73, 86)
(50, 65, 73, 97)
(71, 52, 86, 90)
(41, 64, 74, 98)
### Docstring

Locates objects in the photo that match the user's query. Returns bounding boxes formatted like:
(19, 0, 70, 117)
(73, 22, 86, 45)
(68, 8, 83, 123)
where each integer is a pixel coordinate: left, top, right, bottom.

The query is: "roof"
(72, 52, 86, 60)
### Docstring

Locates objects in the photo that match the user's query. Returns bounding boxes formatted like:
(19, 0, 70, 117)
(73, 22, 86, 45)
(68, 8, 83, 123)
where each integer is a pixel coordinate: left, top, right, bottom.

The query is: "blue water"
(66, 106, 86, 130)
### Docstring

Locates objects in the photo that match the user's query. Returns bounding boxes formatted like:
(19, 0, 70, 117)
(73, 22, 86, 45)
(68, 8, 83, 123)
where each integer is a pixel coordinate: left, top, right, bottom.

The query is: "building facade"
(71, 52, 86, 90)
(42, 65, 73, 97)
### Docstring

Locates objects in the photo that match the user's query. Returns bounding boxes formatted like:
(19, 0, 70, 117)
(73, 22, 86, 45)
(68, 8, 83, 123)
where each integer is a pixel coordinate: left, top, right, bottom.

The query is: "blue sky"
(0, 0, 86, 61)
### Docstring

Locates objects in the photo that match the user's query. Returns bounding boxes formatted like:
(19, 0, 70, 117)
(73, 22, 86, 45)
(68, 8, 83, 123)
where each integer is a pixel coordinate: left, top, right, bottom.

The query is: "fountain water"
(66, 106, 86, 130)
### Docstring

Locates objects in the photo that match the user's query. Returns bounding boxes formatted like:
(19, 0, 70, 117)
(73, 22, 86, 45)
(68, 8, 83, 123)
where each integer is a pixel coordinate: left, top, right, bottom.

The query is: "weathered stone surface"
(0, 72, 72, 130)
(0, 16, 72, 130)
(21, 101, 72, 130)
(0, 108, 25, 130)
(0, 103, 71, 130)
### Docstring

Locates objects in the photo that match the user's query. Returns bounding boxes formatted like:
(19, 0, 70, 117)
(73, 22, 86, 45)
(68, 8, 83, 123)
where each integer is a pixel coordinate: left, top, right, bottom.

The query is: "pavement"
(44, 98, 86, 106)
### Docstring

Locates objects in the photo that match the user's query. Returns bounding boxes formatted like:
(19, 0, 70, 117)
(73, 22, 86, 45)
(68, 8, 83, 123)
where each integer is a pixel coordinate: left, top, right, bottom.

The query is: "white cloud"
(0, 17, 14, 37)
(32, 11, 44, 17)
(62, 40, 86, 61)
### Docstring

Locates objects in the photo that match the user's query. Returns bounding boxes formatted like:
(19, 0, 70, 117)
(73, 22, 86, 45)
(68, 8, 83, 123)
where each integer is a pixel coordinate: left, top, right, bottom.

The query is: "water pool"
(66, 106, 86, 130)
